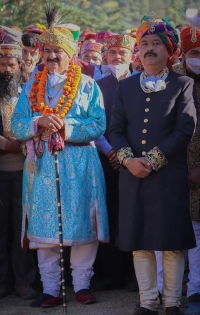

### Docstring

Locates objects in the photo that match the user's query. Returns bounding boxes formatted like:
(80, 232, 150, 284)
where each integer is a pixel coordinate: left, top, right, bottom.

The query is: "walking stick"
(54, 150, 67, 314)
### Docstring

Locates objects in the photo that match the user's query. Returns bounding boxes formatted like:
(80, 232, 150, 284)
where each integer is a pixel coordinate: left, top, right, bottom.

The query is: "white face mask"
(186, 57, 200, 75)
(108, 64, 129, 79)
(48, 72, 66, 87)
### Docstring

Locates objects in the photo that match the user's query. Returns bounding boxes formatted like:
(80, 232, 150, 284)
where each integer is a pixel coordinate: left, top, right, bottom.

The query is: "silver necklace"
(46, 80, 65, 101)
(46, 80, 54, 100)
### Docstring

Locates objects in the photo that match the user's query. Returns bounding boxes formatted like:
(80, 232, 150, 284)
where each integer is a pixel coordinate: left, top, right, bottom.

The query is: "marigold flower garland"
(29, 61, 82, 118)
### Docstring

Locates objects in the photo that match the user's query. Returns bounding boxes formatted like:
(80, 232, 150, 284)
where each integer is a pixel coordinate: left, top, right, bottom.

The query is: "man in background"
(0, 25, 37, 300)
(173, 25, 200, 315)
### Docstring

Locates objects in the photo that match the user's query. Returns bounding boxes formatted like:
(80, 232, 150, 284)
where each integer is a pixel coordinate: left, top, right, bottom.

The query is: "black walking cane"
(54, 149, 67, 314)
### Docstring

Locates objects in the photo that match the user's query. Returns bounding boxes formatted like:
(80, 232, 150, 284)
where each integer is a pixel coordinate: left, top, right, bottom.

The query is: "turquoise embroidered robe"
(11, 72, 109, 248)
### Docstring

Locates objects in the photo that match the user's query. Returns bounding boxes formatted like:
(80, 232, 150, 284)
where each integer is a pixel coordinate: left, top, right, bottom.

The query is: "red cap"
(180, 26, 200, 54)
(96, 31, 116, 43)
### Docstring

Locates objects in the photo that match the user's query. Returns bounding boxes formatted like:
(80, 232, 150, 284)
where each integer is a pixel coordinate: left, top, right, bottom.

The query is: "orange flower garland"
(29, 61, 82, 118)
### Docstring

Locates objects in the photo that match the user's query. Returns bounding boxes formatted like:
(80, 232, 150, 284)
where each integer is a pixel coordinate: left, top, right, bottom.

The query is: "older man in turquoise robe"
(11, 12, 109, 309)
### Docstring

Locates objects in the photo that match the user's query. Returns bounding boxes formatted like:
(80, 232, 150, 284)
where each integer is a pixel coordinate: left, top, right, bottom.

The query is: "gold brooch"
(190, 27, 197, 43)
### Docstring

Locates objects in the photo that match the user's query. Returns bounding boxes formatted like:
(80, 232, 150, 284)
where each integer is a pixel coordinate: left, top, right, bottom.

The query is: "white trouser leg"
(70, 240, 99, 293)
(37, 247, 61, 297)
(187, 221, 200, 297)
(155, 251, 163, 294)
(162, 251, 184, 308)
(133, 250, 160, 311)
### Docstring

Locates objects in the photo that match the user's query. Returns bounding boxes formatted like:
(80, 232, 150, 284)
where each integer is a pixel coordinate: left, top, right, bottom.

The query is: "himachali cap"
(180, 26, 200, 54)
(26, 23, 47, 35)
(38, 4, 77, 58)
(81, 41, 103, 55)
(96, 31, 116, 43)
(107, 34, 135, 51)
(136, 14, 179, 55)
(0, 25, 22, 59)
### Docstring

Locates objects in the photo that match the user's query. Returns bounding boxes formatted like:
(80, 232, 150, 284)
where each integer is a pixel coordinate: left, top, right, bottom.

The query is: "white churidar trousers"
(133, 250, 184, 311)
(155, 250, 188, 296)
(37, 240, 99, 297)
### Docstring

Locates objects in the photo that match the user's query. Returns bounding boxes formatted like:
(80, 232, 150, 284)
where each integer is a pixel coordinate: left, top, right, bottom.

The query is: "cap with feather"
(38, 3, 76, 58)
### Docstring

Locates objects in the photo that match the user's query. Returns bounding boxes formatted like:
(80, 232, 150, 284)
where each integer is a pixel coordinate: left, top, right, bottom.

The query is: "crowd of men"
(0, 4, 200, 315)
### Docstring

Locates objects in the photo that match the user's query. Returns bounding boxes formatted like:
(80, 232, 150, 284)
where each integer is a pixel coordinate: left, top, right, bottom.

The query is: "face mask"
(142, 76, 167, 92)
(186, 57, 200, 75)
(89, 62, 100, 68)
(48, 72, 66, 87)
(101, 65, 112, 77)
(108, 64, 129, 79)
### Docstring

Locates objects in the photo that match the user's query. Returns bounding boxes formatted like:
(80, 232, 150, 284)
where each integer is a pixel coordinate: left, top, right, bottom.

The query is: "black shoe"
(135, 292, 162, 309)
(166, 306, 183, 315)
(30, 293, 54, 307)
(0, 287, 10, 299)
(133, 307, 158, 315)
(188, 293, 200, 303)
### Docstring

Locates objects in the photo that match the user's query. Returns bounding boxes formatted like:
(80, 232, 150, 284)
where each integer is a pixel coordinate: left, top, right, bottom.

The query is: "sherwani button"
(142, 140, 146, 144)
(144, 119, 148, 123)
(142, 129, 147, 133)
(146, 98, 150, 102)
(142, 151, 146, 156)
(145, 108, 149, 112)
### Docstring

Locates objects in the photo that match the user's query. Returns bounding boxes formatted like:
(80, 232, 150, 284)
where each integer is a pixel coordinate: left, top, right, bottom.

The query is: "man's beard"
(0, 71, 22, 99)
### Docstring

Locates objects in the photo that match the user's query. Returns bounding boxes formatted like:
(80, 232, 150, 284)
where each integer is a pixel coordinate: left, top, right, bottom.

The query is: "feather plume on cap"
(186, 8, 200, 30)
(38, 3, 76, 58)
(45, 3, 62, 32)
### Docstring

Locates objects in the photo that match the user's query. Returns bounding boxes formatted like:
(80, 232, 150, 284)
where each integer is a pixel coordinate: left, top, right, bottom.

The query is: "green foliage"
(0, 0, 198, 32)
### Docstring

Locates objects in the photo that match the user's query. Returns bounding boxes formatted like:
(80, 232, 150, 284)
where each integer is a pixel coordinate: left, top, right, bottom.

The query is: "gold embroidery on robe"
(117, 147, 134, 164)
(146, 146, 168, 171)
